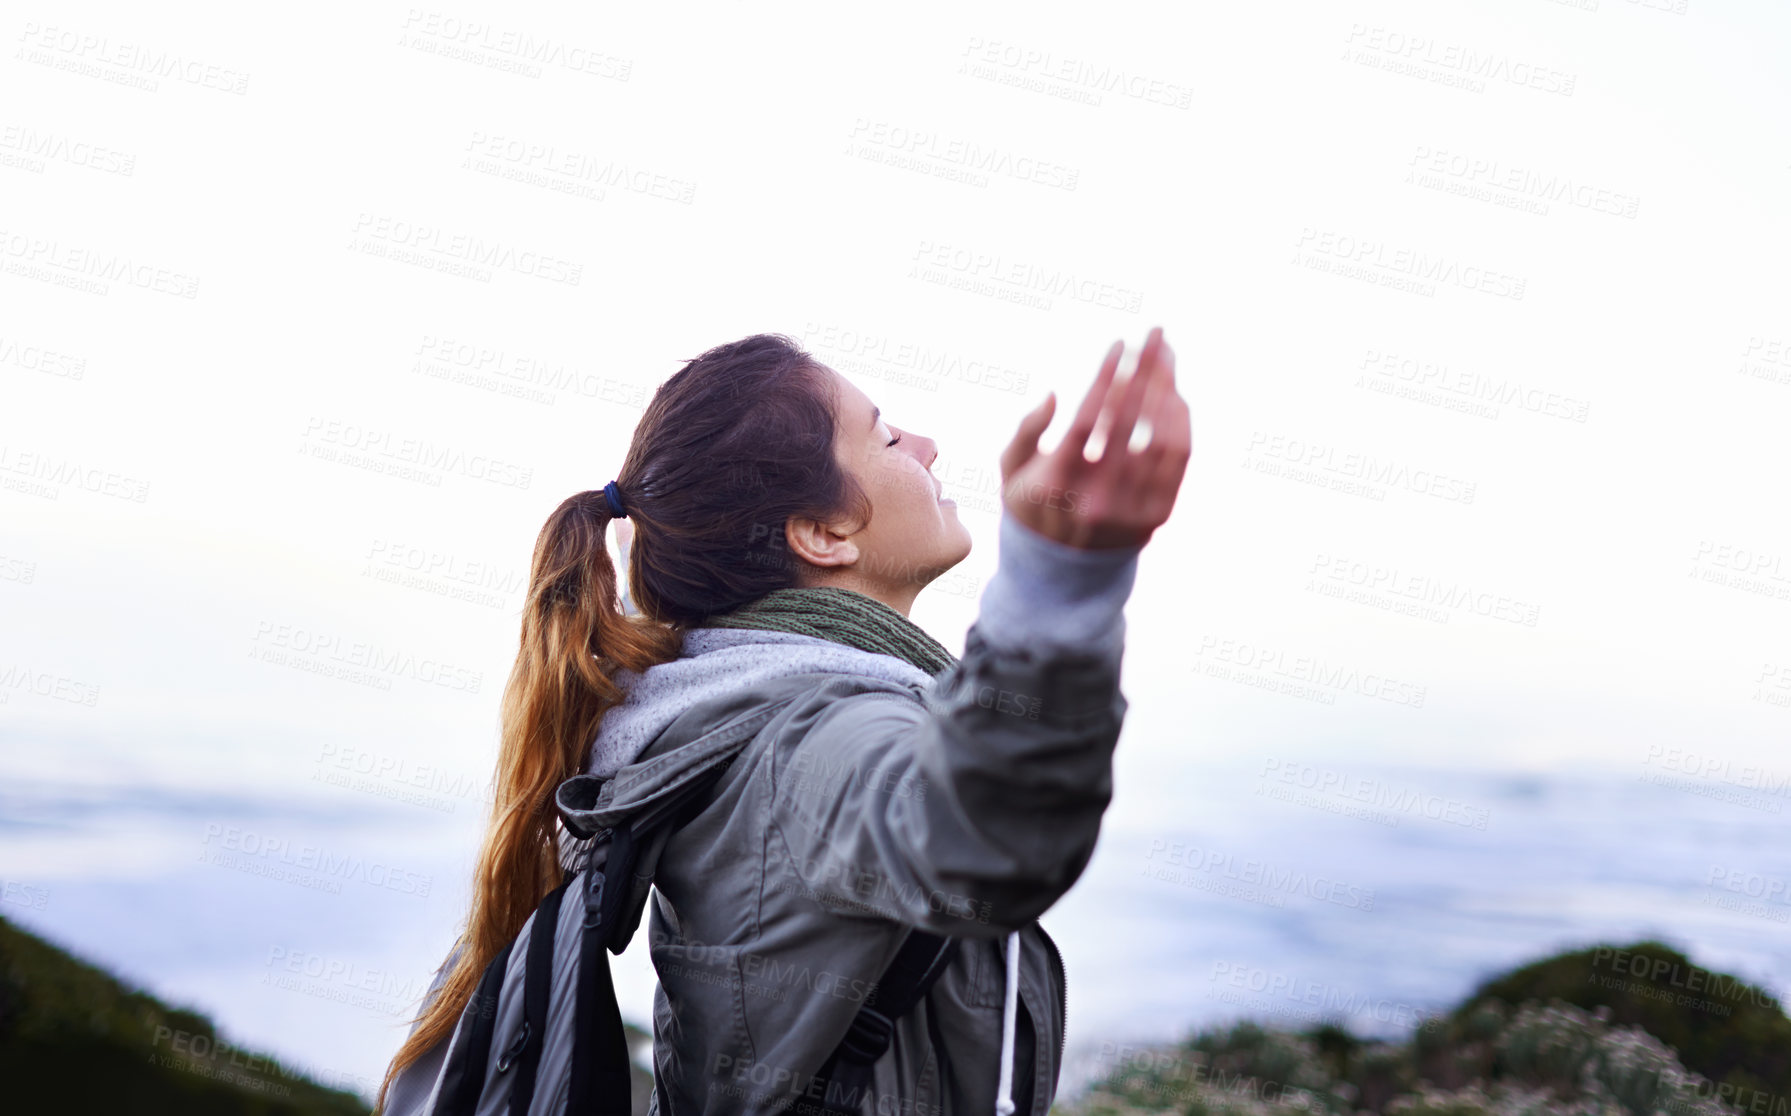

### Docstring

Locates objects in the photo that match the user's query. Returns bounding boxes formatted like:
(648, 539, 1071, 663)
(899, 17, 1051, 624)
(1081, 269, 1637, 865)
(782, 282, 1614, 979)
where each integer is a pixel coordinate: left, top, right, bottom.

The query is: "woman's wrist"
(973, 510, 1142, 656)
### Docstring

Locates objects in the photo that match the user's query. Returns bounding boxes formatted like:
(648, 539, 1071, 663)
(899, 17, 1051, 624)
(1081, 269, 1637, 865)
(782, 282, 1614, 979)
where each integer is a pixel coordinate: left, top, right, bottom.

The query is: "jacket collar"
(585, 626, 935, 780)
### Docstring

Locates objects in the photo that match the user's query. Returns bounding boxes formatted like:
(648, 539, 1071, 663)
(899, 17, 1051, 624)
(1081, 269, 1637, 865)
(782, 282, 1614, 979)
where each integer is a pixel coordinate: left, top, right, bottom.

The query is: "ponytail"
(375, 487, 680, 1112)
(376, 331, 868, 1109)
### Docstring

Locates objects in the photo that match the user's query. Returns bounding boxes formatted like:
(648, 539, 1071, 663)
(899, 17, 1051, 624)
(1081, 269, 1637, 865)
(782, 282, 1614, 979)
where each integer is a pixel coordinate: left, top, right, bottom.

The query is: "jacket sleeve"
(766, 510, 1140, 938)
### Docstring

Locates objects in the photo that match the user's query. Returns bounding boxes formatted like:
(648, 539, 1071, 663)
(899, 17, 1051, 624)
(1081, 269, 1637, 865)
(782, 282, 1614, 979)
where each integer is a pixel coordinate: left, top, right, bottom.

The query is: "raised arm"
(768, 510, 1139, 935)
(766, 327, 1190, 935)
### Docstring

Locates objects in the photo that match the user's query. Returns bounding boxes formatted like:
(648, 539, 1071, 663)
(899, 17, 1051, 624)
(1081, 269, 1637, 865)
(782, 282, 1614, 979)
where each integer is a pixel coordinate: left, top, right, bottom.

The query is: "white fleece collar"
(585, 626, 936, 779)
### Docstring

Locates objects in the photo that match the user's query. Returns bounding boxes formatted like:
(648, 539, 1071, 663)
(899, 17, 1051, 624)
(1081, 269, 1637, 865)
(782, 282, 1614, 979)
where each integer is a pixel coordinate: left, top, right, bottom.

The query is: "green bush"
(1461, 942, 1790, 1106)
(0, 914, 370, 1116)
(1059, 942, 1791, 1116)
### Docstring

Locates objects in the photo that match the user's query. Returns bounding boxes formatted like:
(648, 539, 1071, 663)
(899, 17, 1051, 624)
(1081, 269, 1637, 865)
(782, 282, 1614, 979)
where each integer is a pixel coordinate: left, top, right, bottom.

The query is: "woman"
(377, 327, 1189, 1116)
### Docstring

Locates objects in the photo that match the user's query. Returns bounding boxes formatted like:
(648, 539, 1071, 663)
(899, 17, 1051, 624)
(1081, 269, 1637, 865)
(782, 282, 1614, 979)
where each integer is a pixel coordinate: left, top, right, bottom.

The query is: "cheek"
(873, 456, 928, 499)
(897, 455, 935, 495)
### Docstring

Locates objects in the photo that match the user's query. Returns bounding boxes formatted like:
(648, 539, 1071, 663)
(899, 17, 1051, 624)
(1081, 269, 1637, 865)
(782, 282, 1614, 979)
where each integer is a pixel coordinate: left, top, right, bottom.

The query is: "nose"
(904, 428, 938, 469)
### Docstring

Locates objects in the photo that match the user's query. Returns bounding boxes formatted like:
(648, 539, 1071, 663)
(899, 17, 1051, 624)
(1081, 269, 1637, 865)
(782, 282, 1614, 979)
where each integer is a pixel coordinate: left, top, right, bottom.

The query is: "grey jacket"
(386, 514, 1140, 1116)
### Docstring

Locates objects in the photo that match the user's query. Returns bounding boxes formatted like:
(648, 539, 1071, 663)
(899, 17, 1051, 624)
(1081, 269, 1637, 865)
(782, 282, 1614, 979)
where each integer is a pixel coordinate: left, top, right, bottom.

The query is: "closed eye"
(887, 433, 902, 447)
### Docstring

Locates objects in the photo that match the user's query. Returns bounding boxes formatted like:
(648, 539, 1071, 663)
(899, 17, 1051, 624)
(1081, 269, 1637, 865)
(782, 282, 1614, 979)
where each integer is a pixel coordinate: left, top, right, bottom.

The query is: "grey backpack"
(381, 699, 954, 1116)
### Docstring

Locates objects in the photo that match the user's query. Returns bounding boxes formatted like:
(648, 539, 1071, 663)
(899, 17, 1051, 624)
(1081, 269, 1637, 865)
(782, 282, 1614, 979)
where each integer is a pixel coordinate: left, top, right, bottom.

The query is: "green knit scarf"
(701, 587, 959, 677)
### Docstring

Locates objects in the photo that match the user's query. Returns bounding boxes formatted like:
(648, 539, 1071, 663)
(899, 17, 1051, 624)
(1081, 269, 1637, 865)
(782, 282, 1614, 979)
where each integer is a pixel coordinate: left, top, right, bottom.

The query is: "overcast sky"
(4, 0, 1789, 1103)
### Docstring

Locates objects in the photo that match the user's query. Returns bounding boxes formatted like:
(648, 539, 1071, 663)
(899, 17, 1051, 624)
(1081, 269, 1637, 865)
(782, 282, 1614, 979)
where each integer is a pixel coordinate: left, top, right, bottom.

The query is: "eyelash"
(887, 433, 902, 447)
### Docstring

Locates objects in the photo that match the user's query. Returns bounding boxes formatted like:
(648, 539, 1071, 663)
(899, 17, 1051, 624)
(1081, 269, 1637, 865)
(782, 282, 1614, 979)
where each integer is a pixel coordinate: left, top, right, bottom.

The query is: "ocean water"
(2, 755, 1787, 1106)
(1046, 759, 1791, 1092)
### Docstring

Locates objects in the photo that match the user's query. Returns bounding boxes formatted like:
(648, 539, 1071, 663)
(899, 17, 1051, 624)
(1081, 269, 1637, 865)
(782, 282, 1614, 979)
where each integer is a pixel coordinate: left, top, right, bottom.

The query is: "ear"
(784, 514, 859, 569)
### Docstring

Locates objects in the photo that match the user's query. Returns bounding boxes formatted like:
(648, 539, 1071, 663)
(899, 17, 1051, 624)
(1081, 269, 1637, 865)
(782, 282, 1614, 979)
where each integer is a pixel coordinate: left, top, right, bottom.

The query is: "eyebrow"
(870, 405, 880, 431)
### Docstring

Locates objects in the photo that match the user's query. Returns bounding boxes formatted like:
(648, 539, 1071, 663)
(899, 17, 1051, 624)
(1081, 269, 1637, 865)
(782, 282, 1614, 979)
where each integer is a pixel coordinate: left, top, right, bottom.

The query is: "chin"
(943, 521, 974, 565)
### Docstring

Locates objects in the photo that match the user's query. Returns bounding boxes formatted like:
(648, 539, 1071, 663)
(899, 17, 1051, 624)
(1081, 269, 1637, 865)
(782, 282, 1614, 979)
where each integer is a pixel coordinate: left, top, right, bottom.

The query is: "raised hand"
(998, 326, 1190, 550)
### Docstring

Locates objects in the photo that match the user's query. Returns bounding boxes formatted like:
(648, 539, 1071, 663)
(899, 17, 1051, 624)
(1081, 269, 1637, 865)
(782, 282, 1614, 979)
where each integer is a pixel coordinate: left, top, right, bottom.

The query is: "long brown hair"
(376, 333, 871, 1110)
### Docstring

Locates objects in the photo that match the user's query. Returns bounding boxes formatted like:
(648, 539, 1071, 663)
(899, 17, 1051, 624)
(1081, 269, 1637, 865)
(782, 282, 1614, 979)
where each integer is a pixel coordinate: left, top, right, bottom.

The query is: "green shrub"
(1462, 942, 1790, 1105)
(0, 914, 370, 1115)
(1060, 942, 1791, 1116)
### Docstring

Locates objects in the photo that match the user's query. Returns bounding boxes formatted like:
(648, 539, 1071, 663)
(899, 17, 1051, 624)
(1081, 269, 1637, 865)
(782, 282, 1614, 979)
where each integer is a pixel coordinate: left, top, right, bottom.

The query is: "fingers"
(1138, 339, 1192, 507)
(1098, 326, 1166, 463)
(1062, 339, 1124, 463)
(999, 391, 1057, 480)
(1135, 337, 1173, 442)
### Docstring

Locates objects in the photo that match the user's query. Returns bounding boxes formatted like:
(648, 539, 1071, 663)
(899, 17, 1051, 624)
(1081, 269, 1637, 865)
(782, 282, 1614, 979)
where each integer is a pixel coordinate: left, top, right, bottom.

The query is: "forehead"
(820, 364, 876, 422)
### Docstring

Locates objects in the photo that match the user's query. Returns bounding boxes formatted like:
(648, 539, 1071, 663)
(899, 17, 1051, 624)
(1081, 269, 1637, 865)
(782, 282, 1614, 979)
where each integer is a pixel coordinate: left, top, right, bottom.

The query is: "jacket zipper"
(1036, 923, 1067, 1069)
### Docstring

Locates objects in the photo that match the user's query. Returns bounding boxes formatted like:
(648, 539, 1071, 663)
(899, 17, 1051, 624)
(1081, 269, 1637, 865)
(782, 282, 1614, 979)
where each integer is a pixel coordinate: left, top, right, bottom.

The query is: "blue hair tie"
(602, 480, 628, 519)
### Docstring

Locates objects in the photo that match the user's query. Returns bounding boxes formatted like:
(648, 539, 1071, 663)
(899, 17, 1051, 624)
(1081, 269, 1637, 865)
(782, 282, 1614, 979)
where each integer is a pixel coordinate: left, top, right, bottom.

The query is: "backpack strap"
(433, 936, 516, 1116)
(503, 878, 571, 1115)
(807, 929, 958, 1116)
(566, 858, 634, 1116)
(562, 760, 737, 1115)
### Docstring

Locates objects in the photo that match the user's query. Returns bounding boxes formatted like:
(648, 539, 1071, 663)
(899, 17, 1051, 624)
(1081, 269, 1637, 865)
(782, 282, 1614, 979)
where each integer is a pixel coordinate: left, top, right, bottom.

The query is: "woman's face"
(786, 366, 974, 614)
